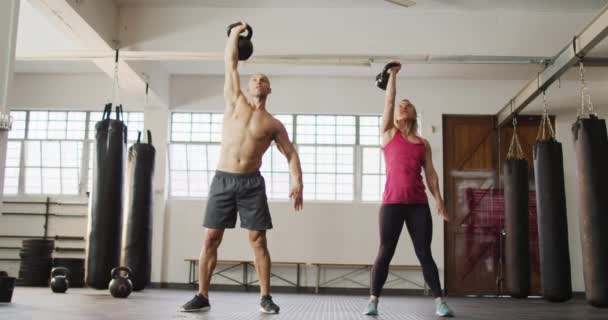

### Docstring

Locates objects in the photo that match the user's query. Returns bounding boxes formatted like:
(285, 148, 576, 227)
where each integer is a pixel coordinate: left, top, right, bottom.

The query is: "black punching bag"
(86, 104, 127, 289)
(534, 138, 572, 302)
(503, 159, 530, 299)
(572, 115, 608, 308)
(121, 130, 155, 291)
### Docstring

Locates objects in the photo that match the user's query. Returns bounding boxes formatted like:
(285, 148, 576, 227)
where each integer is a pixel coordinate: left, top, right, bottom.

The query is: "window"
(24, 111, 87, 195)
(169, 112, 222, 198)
(299, 145, 354, 201)
(28, 111, 86, 140)
(171, 113, 223, 142)
(362, 147, 386, 201)
(296, 115, 355, 201)
(4, 110, 143, 196)
(25, 140, 83, 195)
(3, 141, 21, 194)
(359, 116, 382, 146)
(296, 115, 355, 145)
(169, 144, 220, 197)
(360, 116, 384, 201)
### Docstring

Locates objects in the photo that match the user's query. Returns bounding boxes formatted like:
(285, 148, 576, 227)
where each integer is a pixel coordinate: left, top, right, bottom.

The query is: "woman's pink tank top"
(382, 133, 428, 204)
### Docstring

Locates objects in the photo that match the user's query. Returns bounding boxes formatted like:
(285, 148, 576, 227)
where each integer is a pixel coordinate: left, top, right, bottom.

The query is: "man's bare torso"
(216, 96, 279, 173)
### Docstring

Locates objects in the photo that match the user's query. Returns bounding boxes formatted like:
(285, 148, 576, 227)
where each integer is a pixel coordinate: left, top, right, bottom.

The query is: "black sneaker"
(181, 294, 211, 312)
(260, 295, 280, 314)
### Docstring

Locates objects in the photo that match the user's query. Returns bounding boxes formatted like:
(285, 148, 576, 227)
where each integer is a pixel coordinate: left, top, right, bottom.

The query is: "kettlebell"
(227, 22, 254, 61)
(50, 267, 70, 293)
(0, 271, 16, 303)
(375, 62, 401, 90)
(109, 267, 133, 298)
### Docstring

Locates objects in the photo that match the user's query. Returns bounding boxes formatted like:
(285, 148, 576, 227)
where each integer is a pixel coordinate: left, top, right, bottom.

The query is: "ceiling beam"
(27, 0, 167, 106)
(495, 4, 608, 127)
(15, 51, 552, 66)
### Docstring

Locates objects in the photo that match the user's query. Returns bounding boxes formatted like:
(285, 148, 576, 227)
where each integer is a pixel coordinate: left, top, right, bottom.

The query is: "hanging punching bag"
(121, 130, 156, 291)
(504, 158, 530, 299)
(86, 105, 127, 289)
(534, 138, 572, 302)
(572, 115, 608, 308)
(503, 121, 530, 299)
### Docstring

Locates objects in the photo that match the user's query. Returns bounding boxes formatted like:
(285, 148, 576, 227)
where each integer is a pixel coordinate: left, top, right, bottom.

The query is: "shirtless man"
(181, 21, 303, 314)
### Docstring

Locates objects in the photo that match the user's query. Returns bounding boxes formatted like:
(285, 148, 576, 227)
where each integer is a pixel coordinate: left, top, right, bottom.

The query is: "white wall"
(143, 106, 170, 284)
(2, 71, 605, 292)
(9, 73, 148, 111)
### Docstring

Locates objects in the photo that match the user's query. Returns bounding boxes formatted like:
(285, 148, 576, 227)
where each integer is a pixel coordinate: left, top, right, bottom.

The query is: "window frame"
(4, 109, 144, 198)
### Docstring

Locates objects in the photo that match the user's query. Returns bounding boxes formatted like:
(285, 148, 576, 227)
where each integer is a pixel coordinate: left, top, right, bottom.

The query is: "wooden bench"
(311, 263, 428, 295)
(184, 258, 304, 290)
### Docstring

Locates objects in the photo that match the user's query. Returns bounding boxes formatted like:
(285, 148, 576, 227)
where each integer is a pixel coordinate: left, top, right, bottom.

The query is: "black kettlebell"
(50, 267, 70, 293)
(227, 22, 254, 61)
(0, 271, 16, 303)
(375, 62, 401, 90)
(109, 267, 133, 298)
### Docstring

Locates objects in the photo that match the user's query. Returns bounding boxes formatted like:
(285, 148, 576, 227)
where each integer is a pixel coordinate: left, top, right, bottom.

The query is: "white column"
(0, 0, 20, 206)
(144, 106, 170, 285)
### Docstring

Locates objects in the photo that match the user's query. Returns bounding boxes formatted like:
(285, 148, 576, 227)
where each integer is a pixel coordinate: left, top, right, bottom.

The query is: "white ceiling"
(13, 0, 608, 77)
(115, 0, 608, 12)
(16, 0, 85, 54)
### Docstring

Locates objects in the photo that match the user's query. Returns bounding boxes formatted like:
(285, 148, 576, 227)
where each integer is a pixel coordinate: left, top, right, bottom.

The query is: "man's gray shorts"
(203, 170, 273, 230)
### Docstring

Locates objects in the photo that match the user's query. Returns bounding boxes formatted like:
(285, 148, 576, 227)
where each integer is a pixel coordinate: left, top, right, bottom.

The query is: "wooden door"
(443, 115, 549, 296)
(443, 115, 498, 295)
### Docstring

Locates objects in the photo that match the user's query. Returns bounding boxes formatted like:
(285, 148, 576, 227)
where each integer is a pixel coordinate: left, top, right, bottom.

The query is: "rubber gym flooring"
(2, 288, 608, 320)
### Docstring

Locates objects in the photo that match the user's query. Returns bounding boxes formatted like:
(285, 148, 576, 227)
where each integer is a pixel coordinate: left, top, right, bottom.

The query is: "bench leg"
(188, 262, 192, 287)
(243, 262, 248, 289)
(190, 261, 197, 289)
(296, 263, 301, 292)
(315, 265, 320, 294)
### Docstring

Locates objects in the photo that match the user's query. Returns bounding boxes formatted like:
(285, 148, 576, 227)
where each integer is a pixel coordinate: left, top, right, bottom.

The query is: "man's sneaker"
(260, 295, 280, 314)
(435, 300, 454, 317)
(181, 294, 210, 312)
(363, 299, 379, 315)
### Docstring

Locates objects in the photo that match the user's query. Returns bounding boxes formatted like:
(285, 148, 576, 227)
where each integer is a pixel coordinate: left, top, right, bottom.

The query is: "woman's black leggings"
(370, 203, 443, 297)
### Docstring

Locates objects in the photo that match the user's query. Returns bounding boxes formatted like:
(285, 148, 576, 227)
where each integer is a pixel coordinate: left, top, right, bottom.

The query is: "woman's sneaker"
(435, 300, 454, 317)
(363, 299, 379, 315)
(181, 294, 211, 312)
(260, 295, 280, 314)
